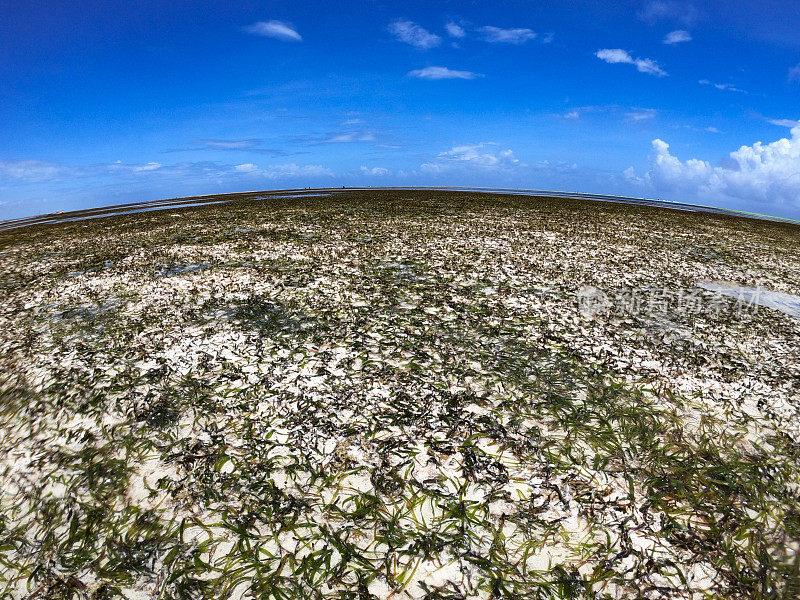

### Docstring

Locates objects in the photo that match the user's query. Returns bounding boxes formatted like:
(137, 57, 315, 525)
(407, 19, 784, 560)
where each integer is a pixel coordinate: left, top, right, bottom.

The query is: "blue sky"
(1, 0, 799, 220)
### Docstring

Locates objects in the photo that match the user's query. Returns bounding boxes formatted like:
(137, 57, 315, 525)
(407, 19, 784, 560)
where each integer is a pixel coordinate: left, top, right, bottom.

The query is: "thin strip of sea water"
(2, 187, 798, 231)
(699, 282, 800, 319)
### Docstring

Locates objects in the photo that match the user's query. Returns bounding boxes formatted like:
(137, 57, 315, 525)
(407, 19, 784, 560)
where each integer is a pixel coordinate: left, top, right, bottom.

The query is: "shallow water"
(0, 200, 230, 231)
(699, 282, 800, 319)
(252, 193, 333, 200)
(60, 200, 230, 221)
(155, 263, 211, 277)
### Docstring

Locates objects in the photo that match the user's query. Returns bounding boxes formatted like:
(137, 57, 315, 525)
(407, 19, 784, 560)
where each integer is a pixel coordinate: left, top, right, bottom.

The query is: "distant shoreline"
(2, 187, 799, 232)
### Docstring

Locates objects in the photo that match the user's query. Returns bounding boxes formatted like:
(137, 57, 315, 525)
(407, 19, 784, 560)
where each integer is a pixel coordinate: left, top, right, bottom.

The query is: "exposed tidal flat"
(1, 190, 799, 600)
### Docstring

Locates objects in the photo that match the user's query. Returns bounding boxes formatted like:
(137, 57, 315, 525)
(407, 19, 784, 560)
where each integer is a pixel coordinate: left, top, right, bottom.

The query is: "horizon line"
(2, 186, 798, 232)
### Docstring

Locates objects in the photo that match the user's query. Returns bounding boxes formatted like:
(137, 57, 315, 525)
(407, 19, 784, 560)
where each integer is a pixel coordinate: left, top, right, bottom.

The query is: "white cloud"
(263, 163, 333, 178)
(627, 58, 666, 77)
(389, 20, 440, 49)
(218, 160, 340, 180)
(244, 20, 302, 42)
(360, 166, 389, 176)
(134, 162, 162, 172)
(560, 105, 616, 120)
(623, 166, 640, 183)
(445, 22, 466, 38)
(477, 26, 536, 44)
(322, 132, 376, 143)
(0, 159, 68, 182)
(109, 160, 162, 173)
(595, 49, 667, 76)
(408, 66, 481, 80)
(626, 126, 800, 211)
(0, 157, 333, 197)
(562, 104, 658, 122)
(626, 109, 658, 121)
(421, 143, 520, 173)
(699, 79, 745, 93)
(233, 163, 333, 178)
(639, 1, 699, 26)
(768, 118, 800, 128)
(789, 63, 800, 82)
(595, 48, 634, 63)
(663, 29, 692, 44)
(198, 139, 259, 150)
(107, 160, 234, 179)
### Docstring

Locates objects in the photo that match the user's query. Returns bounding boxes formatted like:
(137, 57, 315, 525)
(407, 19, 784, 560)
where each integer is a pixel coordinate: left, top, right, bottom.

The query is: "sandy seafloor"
(1, 190, 799, 599)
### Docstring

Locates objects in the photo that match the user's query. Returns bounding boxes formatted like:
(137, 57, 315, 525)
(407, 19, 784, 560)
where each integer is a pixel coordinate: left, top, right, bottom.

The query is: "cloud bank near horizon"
(5, 124, 800, 221)
(626, 125, 800, 213)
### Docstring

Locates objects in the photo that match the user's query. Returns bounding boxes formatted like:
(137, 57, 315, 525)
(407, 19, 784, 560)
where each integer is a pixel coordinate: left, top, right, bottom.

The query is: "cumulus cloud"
(389, 20, 440, 49)
(663, 30, 691, 44)
(626, 126, 800, 211)
(789, 63, 800, 82)
(244, 20, 302, 41)
(234, 163, 259, 173)
(421, 143, 520, 173)
(595, 49, 667, 76)
(445, 22, 466, 38)
(408, 66, 481, 80)
(595, 49, 633, 63)
(477, 26, 536, 44)
(360, 166, 389, 176)
(0, 159, 69, 182)
(699, 79, 745, 93)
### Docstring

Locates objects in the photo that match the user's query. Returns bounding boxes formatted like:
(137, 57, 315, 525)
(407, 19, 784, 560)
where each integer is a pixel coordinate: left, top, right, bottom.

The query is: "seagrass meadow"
(1, 190, 799, 600)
